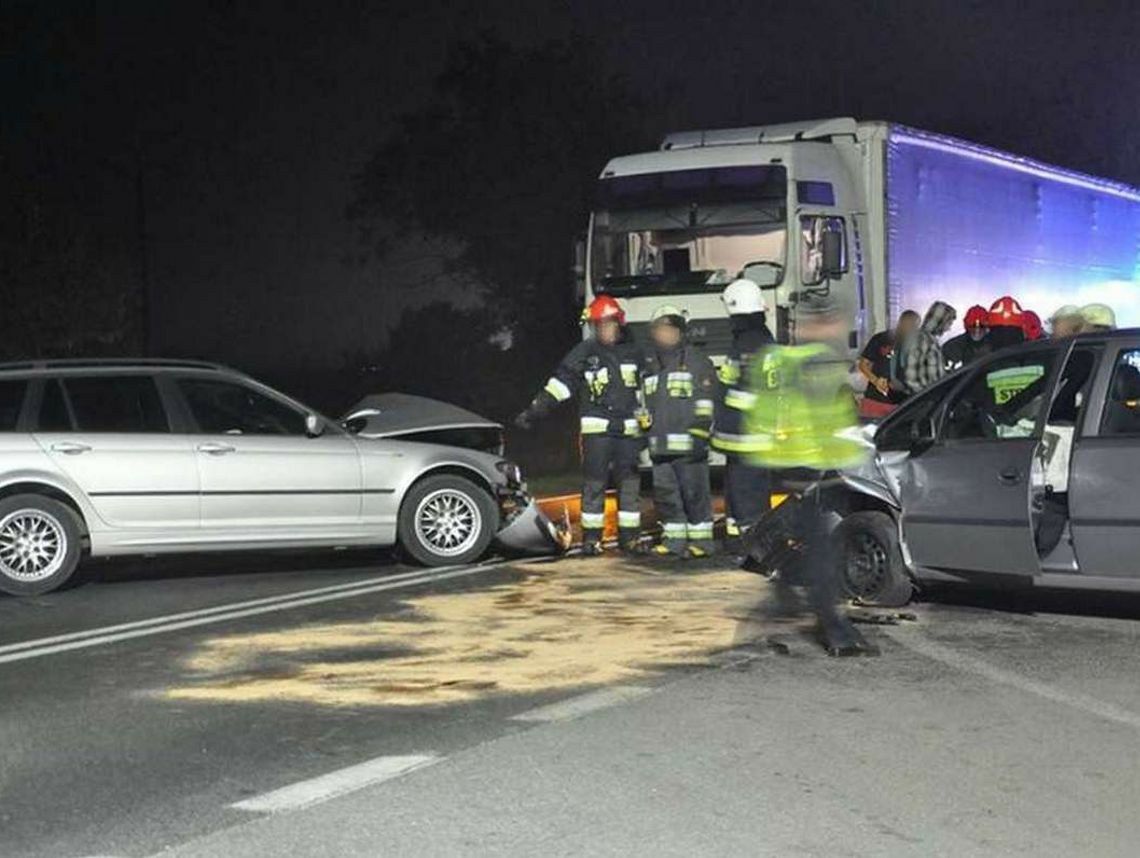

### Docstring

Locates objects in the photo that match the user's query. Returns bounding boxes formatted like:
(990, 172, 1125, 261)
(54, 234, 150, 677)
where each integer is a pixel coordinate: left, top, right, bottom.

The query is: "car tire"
(834, 510, 913, 607)
(398, 475, 498, 567)
(0, 494, 84, 596)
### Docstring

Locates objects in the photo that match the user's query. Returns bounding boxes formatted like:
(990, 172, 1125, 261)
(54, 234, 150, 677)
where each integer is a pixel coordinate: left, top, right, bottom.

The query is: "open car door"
(896, 345, 1063, 578)
(1069, 341, 1140, 578)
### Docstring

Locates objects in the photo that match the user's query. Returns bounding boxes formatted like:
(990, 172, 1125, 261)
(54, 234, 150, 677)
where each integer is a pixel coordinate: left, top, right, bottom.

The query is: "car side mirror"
(305, 413, 325, 438)
(341, 407, 381, 435)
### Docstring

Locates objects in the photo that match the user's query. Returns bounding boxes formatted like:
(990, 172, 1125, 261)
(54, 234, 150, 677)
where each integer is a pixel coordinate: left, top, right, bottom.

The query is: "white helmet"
(721, 278, 765, 316)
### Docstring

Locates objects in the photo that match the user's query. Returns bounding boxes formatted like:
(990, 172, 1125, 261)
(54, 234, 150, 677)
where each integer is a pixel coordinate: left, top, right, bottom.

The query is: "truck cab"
(585, 118, 888, 361)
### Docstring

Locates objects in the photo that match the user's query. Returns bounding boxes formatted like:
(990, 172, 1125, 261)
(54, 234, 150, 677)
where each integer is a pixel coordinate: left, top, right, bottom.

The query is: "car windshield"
(590, 166, 787, 297)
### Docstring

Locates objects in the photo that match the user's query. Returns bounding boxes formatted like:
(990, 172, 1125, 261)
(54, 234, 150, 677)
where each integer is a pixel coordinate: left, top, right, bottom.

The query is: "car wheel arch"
(0, 480, 90, 540)
(399, 464, 497, 507)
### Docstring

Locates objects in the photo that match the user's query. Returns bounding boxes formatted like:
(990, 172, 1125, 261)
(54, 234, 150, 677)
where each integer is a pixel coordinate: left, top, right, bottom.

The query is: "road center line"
(0, 565, 457, 656)
(885, 627, 1140, 730)
(230, 754, 441, 814)
(0, 561, 510, 666)
(510, 685, 654, 723)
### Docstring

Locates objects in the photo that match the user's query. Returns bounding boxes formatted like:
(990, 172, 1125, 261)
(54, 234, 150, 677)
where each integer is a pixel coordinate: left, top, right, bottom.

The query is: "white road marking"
(0, 565, 453, 656)
(0, 561, 510, 666)
(886, 627, 1140, 730)
(511, 685, 654, 723)
(230, 754, 441, 814)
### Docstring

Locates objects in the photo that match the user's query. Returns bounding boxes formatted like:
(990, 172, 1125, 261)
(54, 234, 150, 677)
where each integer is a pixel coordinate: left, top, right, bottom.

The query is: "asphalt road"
(3, 550, 1140, 857)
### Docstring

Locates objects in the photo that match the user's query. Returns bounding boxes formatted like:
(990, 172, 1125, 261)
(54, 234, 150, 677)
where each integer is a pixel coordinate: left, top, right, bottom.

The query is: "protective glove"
(513, 410, 534, 431)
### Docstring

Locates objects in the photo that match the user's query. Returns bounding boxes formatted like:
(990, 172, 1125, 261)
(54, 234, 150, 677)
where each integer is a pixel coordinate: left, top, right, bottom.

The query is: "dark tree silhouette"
(350, 35, 660, 413)
(350, 302, 517, 419)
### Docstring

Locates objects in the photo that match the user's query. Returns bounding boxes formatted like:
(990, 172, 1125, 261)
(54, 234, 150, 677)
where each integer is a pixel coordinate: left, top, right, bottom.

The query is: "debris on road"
(166, 557, 771, 708)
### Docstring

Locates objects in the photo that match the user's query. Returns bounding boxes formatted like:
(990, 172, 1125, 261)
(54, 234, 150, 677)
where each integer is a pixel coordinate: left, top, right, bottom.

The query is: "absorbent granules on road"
(164, 559, 769, 708)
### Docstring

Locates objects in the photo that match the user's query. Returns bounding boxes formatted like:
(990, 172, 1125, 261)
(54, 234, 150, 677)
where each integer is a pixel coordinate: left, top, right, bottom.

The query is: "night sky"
(8, 0, 1140, 373)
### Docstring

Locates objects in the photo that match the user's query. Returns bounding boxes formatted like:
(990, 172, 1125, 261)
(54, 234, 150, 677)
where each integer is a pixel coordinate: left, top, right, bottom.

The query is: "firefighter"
(712, 278, 775, 543)
(987, 295, 1027, 351)
(1022, 309, 1045, 341)
(641, 304, 717, 558)
(742, 293, 876, 656)
(514, 295, 644, 555)
(1048, 304, 1083, 338)
(942, 304, 991, 369)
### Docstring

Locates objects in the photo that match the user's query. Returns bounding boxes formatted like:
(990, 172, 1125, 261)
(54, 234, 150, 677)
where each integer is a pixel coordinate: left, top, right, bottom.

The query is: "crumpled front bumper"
(494, 493, 571, 556)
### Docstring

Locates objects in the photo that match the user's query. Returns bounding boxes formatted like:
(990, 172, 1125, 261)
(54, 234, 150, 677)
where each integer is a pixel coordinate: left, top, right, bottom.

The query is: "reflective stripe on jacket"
(712, 322, 774, 452)
(528, 336, 645, 436)
(642, 343, 717, 460)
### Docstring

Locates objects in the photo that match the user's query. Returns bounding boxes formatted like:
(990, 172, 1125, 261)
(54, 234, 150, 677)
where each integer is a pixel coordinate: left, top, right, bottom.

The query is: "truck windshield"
(590, 166, 788, 298)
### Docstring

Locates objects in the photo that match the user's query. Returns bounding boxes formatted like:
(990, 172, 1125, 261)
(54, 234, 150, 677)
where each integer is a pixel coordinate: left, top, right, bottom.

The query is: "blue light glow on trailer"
(886, 126, 1140, 328)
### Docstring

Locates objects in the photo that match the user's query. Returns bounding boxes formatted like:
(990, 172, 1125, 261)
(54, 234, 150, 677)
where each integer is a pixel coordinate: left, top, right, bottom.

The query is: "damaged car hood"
(343, 393, 504, 454)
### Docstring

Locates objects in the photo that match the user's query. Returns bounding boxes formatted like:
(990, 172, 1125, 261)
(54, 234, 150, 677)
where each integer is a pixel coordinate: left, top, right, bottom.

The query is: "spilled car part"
(495, 496, 572, 556)
(343, 392, 567, 557)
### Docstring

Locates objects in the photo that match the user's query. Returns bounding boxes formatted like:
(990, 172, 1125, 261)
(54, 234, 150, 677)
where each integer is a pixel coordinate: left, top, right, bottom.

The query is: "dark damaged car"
(825, 330, 1140, 605)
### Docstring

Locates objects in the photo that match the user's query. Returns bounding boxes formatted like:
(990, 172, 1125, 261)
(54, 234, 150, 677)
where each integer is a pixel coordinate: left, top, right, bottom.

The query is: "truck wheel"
(0, 495, 84, 596)
(834, 511, 912, 607)
(398, 475, 498, 567)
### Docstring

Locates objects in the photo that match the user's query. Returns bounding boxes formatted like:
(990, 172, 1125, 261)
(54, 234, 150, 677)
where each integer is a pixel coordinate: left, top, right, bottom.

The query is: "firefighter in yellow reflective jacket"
(515, 295, 645, 555)
(743, 341, 867, 470)
(641, 305, 718, 558)
(741, 294, 876, 656)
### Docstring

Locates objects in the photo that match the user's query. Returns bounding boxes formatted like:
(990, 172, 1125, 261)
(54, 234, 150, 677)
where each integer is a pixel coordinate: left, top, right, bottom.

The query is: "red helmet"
(585, 294, 625, 325)
(1022, 309, 1044, 341)
(988, 295, 1024, 328)
(964, 305, 989, 329)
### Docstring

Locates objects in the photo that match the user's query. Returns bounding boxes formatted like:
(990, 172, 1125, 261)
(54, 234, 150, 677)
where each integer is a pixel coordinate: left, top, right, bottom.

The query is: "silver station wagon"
(0, 359, 556, 595)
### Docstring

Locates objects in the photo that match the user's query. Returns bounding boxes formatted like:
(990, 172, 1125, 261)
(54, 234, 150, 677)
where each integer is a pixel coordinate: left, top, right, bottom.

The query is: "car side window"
(62, 375, 170, 433)
(1100, 349, 1140, 437)
(874, 381, 949, 451)
(178, 378, 306, 436)
(944, 351, 1058, 442)
(1046, 346, 1100, 427)
(0, 380, 29, 431)
(37, 379, 73, 431)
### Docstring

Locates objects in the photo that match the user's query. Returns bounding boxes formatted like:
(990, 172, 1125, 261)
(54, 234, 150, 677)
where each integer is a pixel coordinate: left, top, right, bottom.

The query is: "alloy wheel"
(0, 509, 67, 583)
(414, 489, 482, 558)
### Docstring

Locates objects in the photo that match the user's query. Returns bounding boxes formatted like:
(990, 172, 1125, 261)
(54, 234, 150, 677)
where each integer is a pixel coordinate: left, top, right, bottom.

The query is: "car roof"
(978, 327, 1140, 360)
(0, 358, 242, 376)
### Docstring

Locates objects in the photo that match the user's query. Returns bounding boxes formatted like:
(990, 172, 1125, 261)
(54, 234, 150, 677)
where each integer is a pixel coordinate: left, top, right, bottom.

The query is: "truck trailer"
(584, 117, 1140, 358)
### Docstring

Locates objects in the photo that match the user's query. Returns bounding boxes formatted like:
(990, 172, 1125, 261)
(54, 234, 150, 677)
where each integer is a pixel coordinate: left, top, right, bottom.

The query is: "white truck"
(583, 117, 1140, 358)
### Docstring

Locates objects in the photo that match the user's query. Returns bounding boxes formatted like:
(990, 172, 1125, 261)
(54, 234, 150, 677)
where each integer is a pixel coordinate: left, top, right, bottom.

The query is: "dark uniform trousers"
(581, 434, 642, 547)
(652, 456, 714, 552)
(723, 454, 771, 535)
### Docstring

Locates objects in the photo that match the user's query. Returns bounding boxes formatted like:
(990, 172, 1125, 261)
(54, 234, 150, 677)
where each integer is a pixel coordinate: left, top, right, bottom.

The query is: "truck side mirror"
(741, 261, 783, 288)
(821, 229, 844, 279)
(572, 236, 587, 303)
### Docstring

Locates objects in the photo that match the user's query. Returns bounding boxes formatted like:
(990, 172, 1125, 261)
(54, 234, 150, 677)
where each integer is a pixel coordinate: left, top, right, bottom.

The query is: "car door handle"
(998, 467, 1022, 485)
(51, 441, 91, 455)
(197, 442, 236, 455)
